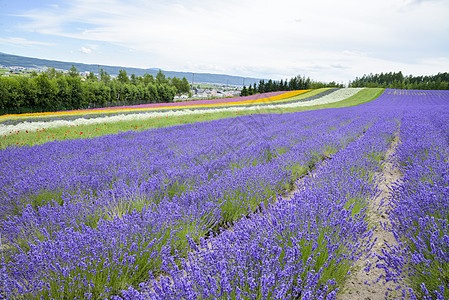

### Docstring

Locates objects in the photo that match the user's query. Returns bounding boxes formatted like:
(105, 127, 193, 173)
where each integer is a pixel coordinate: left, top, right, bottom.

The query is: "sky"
(0, 0, 448, 83)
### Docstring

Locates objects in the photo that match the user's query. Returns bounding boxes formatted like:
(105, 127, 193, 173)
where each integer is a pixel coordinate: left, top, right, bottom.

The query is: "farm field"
(0, 88, 381, 149)
(0, 90, 305, 120)
(1, 88, 448, 299)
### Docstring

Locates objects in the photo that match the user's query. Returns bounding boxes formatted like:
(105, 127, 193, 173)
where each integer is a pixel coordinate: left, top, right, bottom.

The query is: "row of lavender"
(376, 94, 449, 298)
(362, 89, 449, 299)
(116, 109, 399, 299)
(1, 108, 372, 298)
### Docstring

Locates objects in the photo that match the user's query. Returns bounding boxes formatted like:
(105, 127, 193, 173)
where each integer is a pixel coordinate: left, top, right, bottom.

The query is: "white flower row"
(0, 88, 364, 136)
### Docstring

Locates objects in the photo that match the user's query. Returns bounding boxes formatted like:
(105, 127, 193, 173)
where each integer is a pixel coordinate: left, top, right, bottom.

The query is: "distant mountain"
(0, 52, 263, 86)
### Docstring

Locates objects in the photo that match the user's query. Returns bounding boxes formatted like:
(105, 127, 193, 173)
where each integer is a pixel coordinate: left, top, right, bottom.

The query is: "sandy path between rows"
(337, 136, 403, 300)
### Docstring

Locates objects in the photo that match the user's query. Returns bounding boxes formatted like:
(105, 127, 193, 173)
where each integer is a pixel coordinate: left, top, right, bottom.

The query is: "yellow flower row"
(213, 90, 310, 106)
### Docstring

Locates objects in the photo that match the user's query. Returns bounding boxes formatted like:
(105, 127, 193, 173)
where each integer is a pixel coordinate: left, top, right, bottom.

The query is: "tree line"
(0, 66, 191, 114)
(349, 72, 449, 90)
(240, 75, 344, 96)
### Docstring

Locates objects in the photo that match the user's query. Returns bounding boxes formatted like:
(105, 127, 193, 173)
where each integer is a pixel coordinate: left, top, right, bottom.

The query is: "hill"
(0, 52, 263, 86)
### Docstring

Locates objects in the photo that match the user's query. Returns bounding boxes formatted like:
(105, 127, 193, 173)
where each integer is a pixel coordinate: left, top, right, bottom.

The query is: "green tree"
(117, 69, 129, 84)
(147, 83, 158, 102)
(66, 76, 84, 108)
(258, 80, 265, 93)
(240, 85, 248, 96)
(86, 72, 98, 82)
(3, 78, 23, 110)
(142, 73, 155, 85)
(171, 77, 190, 94)
(45, 68, 58, 79)
(156, 70, 168, 85)
(68, 65, 79, 78)
(56, 77, 71, 110)
(100, 69, 111, 83)
(18, 76, 38, 110)
(171, 77, 181, 93)
(247, 85, 253, 95)
(0, 78, 9, 111)
(121, 83, 135, 102)
(130, 74, 138, 85)
(156, 84, 176, 102)
(34, 73, 59, 109)
(180, 77, 190, 94)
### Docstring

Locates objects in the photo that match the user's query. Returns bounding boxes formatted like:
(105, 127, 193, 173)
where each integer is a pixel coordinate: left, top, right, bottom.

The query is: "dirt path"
(337, 136, 402, 300)
(280, 155, 332, 202)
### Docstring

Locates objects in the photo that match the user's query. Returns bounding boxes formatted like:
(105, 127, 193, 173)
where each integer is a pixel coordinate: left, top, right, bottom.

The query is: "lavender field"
(1, 89, 448, 299)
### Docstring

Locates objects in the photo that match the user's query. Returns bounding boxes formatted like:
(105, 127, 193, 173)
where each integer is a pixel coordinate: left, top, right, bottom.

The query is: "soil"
(337, 136, 403, 300)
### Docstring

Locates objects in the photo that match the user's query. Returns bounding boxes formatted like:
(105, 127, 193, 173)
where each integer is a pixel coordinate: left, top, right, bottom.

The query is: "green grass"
(320, 88, 384, 108)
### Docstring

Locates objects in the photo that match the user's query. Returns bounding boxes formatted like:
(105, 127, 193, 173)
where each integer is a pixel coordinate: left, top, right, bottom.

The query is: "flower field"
(1, 88, 448, 299)
(0, 88, 380, 149)
(365, 90, 449, 299)
(0, 90, 306, 121)
(0, 88, 343, 136)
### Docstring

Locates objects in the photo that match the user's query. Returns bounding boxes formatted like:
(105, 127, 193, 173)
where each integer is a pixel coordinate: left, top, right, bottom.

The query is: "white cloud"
(0, 37, 55, 47)
(79, 46, 92, 54)
(10, 0, 449, 82)
(86, 44, 99, 50)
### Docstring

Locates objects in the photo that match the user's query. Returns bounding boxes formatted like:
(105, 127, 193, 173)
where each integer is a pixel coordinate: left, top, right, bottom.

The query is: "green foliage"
(242, 76, 344, 96)
(171, 76, 190, 94)
(155, 69, 168, 85)
(247, 84, 254, 95)
(86, 72, 98, 82)
(45, 67, 58, 79)
(34, 73, 59, 109)
(100, 69, 111, 83)
(68, 65, 79, 78)
(130, 73, 138, 85)
(350, 71, 449, 90)
(117, 69, 130, 84)
(142, 73, 155, 85)
(0, 69, 193, 114)
(26, 190, 65, 211)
